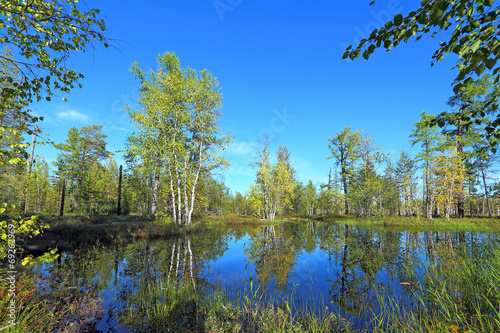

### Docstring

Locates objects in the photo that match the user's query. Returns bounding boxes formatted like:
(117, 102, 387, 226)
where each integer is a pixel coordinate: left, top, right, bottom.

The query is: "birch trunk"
(151, 160, 160, 217)
(21, 125, 37, 213)
(481, 165, 492, 217)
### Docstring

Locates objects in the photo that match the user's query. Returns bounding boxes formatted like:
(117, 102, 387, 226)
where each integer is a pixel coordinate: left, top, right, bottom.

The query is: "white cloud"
(226, 163, 254, 177)
(291, 156, 311, 170)
(290, 156, 329, 186)
(226, 139, 257, 157)
(110, 125, 127, 131)
(56, 109, 89, 123)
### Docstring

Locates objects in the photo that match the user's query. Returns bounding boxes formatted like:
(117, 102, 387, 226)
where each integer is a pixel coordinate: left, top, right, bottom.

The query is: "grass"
(330, 215, 500, 233)
(201, 214, 269, 225)
(117, 274, 353, 333)
(26, 213, 500, 255)
(34, 213, 153, 226)
(4, 214, 500, 332)
(366, 242, 500, 333)
(22, 214, 215, 253)
(4, 247, 498, 333)
(199, 213, 500, 233)
(202, 276, 354, 333)
(0, 270, 105, 332)
(114, 236, 500, 333)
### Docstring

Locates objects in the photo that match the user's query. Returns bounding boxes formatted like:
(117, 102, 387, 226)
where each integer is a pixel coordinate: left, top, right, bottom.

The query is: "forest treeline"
(2, 51, 500, 222)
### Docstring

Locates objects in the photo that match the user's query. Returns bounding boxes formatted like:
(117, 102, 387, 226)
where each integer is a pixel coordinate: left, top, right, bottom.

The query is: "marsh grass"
(5, 216, 500, 332)
(23, 214, 212, 252)
(203, 275, 356, 333)
(333, 215, 500, 233)
(0, 271, 105, 332)
(365, 243, 500, 333)
(200, 242, 500, 333)
(119, 275, 353, 333)
(201, 214, 262, 225)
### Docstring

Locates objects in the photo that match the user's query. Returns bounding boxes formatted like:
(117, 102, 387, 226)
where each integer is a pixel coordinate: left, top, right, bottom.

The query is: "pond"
(34, 221, 500, 332)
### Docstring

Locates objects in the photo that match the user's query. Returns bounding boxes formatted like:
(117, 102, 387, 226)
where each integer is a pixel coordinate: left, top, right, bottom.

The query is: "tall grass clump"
(118, 278, 201, 332)
(369, 243, 500, 332)
(119, 271, 354, 333)
(203, 277, 353, 333)
(0, 271, 105, 332)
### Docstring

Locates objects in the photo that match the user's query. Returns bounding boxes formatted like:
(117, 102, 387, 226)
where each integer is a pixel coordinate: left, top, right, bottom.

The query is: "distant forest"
(3, 51, 500, 222)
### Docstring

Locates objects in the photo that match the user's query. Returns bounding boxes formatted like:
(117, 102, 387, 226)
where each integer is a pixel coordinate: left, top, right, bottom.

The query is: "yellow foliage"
(431, 146, 465, 218)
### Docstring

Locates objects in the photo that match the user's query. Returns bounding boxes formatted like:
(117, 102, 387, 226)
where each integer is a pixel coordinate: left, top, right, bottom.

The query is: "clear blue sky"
(30, 0, 460, 194)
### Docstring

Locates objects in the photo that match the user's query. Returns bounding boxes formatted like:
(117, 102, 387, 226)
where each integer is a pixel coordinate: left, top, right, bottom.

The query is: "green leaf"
(349, 50, 361, 60)
(394, 14, 403, 25)
(453, 83, 464, 94)
(485, 58, 496, 70)
(470, 39, 482, 53)
(416, 14, 428, 25)
(431, 9, 444, 23)
(475, 63, 485, 76)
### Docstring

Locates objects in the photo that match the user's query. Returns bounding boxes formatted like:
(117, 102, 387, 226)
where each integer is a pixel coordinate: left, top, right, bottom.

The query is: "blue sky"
(31, 0, 461, 194)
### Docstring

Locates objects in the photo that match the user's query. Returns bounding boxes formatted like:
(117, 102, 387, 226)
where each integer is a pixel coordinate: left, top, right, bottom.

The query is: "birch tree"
(252, 143, 296, 220)
(270, 145, 296, 218)
(126, 52, 230, 226)
(303, 180, 317, 216)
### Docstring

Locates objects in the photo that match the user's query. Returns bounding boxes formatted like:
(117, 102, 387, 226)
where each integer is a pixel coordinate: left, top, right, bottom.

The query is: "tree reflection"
(116, 235, 209, 331)
(245, 225, 298, 291)
(318, 224, 406, 317)
(326, 225, 373, 315)
(32, 222, 500, 331)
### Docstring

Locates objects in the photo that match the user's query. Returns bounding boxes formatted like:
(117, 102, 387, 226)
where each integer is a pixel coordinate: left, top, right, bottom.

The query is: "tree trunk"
(36, 177, 41, 212)
(481, 165, 492, 217)
(182, 159, 190, 226)
(469, 176, 474, 217)
(456, 108, 465, 218)
(167, 160, 177, 225)
(151, 163, 160, 218)
(117, 165, 122, 215)
(341, 165, 348, 214)
(21, 125, 37, 213)
(425, 141, 433, 219)
(60, 180, 66, 217)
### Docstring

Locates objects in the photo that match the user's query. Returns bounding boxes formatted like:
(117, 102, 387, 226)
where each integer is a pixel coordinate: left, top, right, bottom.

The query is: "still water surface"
(36, 221, 499, 332)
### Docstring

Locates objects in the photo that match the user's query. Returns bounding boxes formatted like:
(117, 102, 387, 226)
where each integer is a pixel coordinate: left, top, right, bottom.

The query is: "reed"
(365, 243, 500, 332)
(332, 215, 500, 233)
(0, 271, 105, 332)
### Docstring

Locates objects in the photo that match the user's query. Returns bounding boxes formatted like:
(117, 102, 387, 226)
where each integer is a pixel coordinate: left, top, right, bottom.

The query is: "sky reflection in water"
(37, 221, 498, 332)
